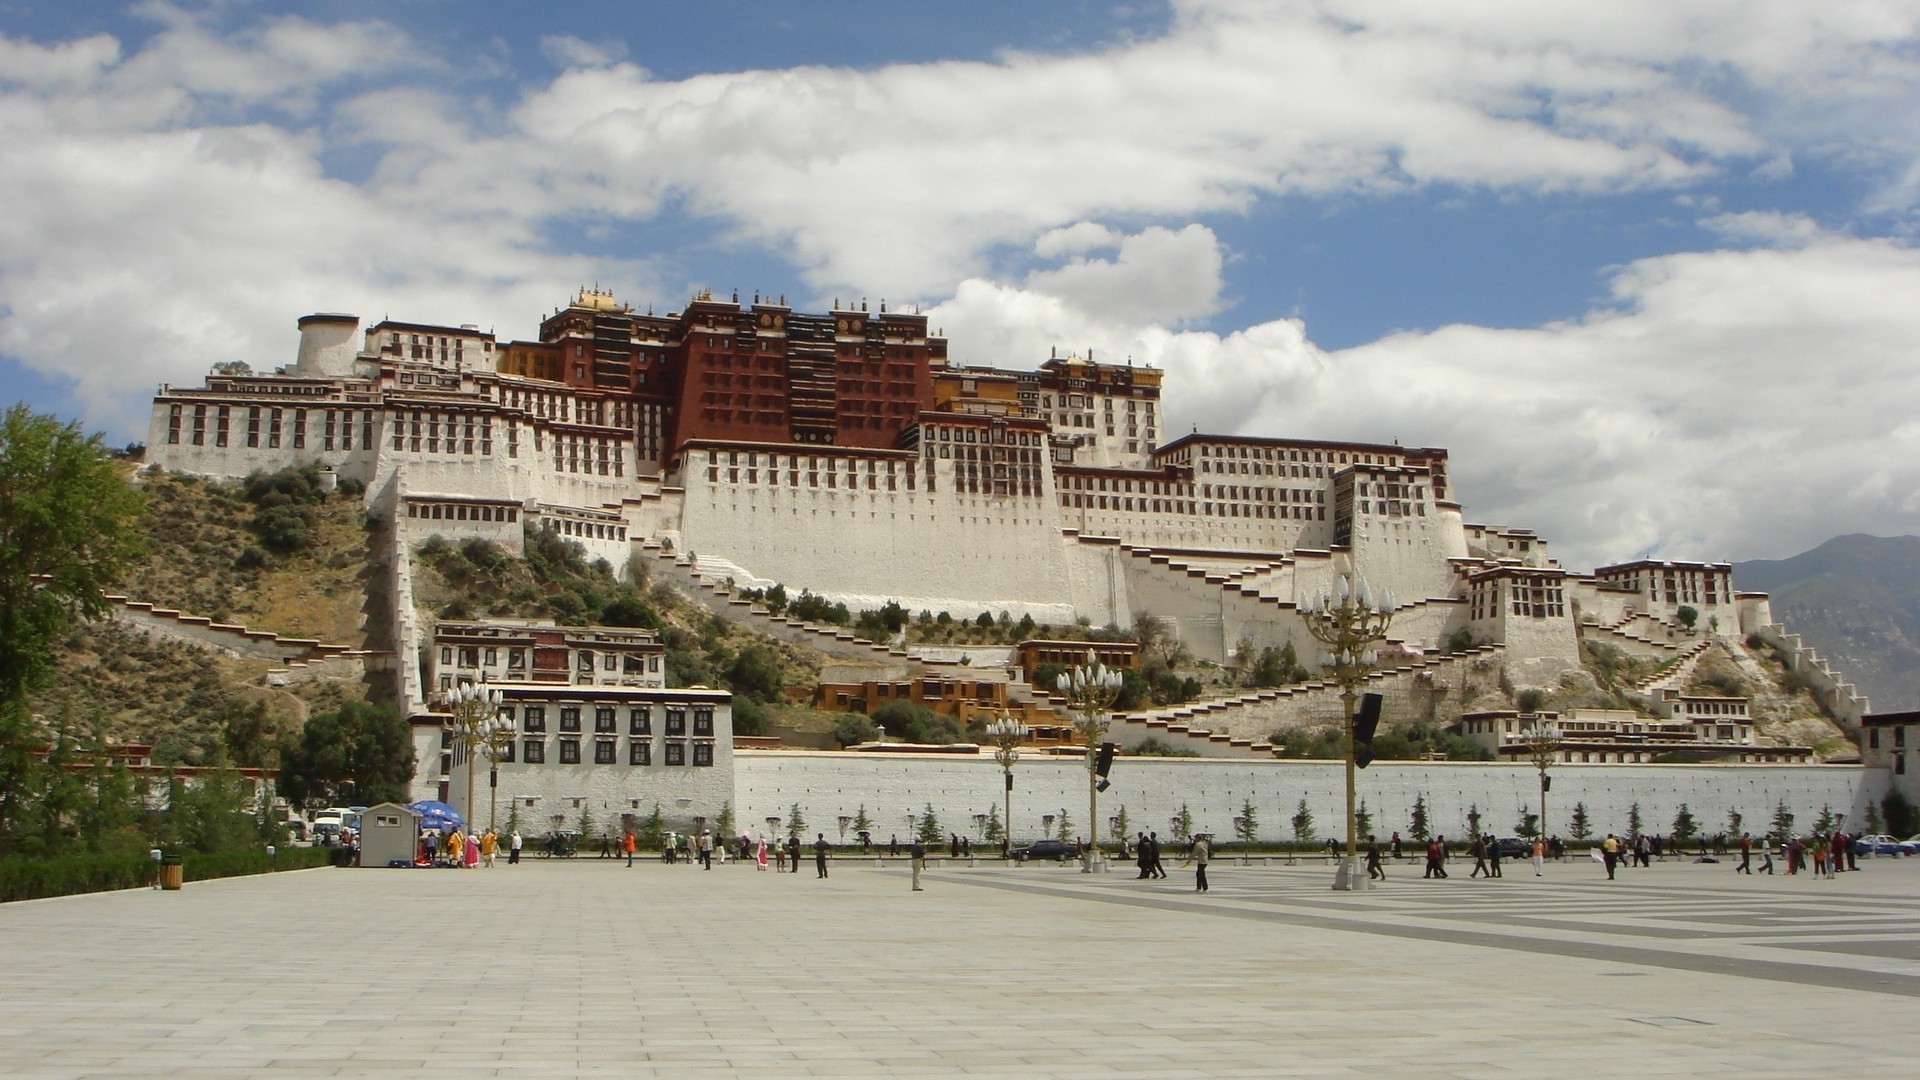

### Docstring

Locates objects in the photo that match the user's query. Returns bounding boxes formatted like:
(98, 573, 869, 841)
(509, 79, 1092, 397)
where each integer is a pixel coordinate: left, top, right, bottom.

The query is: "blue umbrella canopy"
(408, 800, 464, 829)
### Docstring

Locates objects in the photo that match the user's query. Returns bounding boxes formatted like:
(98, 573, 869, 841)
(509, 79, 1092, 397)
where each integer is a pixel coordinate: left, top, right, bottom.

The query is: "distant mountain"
(1734, 534, 1920, 713)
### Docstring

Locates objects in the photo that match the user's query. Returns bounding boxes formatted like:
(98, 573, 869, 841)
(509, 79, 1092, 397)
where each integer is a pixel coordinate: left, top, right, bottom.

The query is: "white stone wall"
(463, 739, 736, 837)
(673, 451, 1077, 620)
(734, 751, 1882, 848)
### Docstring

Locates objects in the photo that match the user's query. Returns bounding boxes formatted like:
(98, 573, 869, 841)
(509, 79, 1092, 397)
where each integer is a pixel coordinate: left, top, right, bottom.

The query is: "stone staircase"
(1630, 638, 1714, 695)
(1106, 644, 1508, 758)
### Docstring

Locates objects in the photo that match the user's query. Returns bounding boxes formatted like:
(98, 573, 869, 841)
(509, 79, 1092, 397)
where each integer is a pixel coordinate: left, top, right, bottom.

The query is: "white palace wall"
(673, 451, 1079, 622)
(734, 751, 1881, 847)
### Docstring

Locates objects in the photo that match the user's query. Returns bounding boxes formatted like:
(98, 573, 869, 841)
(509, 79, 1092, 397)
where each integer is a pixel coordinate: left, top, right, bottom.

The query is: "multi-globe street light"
(1056, 652, 1123, 873)
(447, 682, 507, 833)
(987, 712, 1026, 856)
(1523, 717, 1563, 843)
(1299, 570, 1394, 892)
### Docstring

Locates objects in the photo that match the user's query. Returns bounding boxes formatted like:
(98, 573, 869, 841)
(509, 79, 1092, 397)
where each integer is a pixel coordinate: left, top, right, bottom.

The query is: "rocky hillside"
(1735, 534, 1920, 713)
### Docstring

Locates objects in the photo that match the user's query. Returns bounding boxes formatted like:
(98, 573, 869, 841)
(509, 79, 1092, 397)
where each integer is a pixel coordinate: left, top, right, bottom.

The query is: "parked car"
(1008, 839, 1079, 863)
(1493, 837, 1532, 860)
(1850, 834, 1918, 856)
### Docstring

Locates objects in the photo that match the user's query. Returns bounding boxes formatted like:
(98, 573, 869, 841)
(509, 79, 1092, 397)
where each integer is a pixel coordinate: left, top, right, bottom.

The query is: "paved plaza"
(5, 852, 1920, 1078)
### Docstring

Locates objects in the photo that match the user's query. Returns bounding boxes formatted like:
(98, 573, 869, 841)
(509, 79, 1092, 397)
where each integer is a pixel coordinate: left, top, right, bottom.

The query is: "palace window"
(522, 738, 545, 764)
(558, 738, 580, 764)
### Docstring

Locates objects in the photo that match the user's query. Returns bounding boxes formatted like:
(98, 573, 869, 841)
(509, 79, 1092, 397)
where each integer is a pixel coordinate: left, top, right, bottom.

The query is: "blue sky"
(2, 1, 1919, 568)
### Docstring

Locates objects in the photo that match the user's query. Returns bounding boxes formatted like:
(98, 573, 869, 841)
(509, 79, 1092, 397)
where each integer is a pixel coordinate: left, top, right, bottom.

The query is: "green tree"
(0, 407, 145, 849)
(715, 802, 735, 840)
(1770, 798, 1795, 842)
(916, 803, 943, 846)
(1727, 809, 1744, 836)
(1289, 798, 1314, 842)
(984, 803, 1003, 843)
(577, 801, 596, 841)
(1676, 604, 1699, 631)
(1516, 809, 1540, 839)
(275, 700, 414, 807)
(832, 714, 880, 747)
(1672, 803, 1699, 842)
(1055, 807, 1073, 844)
(1812, 802, 1836, 835)
(1569, 802, 1593, 840)
(1627, 802, 1644, 840)
(1864, 803, 1882, 836)
(786, 802, 806, 842)
(1465, 803, 1483, 839)
(1408, 795, 1431, 842)
(1172, 803, 1194, 843)
(1111, 805, 1131, 842)
(853, 804, 874, 837)
(1355, 798, 1373, 839)
(1885, 791, 1918, 837)
(637, 804, 665, 850)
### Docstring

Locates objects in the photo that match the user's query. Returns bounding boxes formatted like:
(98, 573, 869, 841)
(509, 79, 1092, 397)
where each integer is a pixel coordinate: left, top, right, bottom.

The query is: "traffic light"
(1353, 693, 1383, 769)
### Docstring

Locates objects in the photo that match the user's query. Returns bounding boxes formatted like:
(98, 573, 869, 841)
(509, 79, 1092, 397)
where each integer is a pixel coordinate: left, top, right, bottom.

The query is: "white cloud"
(932, 229, 1920, 568)
(1021, 224, 1224, 327)
(539, 35, 627, 70)
(1701, 210, 1826, 247)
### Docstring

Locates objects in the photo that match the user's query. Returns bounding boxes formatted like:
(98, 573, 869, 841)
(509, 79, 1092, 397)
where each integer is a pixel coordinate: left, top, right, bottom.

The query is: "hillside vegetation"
(130, 466, 371, 645)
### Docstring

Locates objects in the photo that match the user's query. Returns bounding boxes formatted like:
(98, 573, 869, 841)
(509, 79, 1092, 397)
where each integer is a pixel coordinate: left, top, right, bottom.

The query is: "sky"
(2, 1, 1918, 571)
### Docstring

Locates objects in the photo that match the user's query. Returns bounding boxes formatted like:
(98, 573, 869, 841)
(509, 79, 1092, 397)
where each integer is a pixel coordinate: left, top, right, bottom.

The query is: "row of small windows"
(439, 646, 658, 674)
(388, 409, 496, 457)
(512, 705, 714, 736)
(166, 404, 373, 451)
(409, 503, 520, 524)
(1470, 578, 1568, 620)
(513, 738, 713, 767)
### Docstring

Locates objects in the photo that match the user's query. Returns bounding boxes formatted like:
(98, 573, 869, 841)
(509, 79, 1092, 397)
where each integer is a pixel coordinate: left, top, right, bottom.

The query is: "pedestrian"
(698, 829, 714, 870)
(950, 832, 960, 858)
(889, 834, 899, 856)
(1602, 833, 1620, 879)
(1365, 837, 1385, 881)
(1469, 835, 1489, 878)
(1844, 833, 1858, 871)
(1149, 832, 1167, 879)
(1634, 834, 1651, 868)
(1812, 834, 1831, 879)
(1760, 837, 1776, 874)
(481, 828, 497, 868)
(1136, 832, 1151, 879)
(623, 830, 635, 867)
(1185, 833, 1211, 892)
(1786, 835, 1804, 875)
(1487, 834, 1502, 878)
(910, 836, 927, 891)
(773, 838, 786, 872)
(1390, 831, 1402, 860)
(508, 829, 521, 865)
(814, 833, 831, 878)
(961, 836, 970, 857)
(1736, 832, 1752, 874)
(1530, 836, 1545, 877)
(1423, 837, 1445, 879)
(788, 834, 802, 873)
(755, 833, 769, 871)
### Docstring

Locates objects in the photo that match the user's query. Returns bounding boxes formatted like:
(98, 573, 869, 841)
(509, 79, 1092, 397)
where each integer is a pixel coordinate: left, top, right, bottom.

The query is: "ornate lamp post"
(478, 712, 516, 835)
(1300, 570, 1394, 891)
(1523, 717, 1562, 842)
(987, 712, 1026, 855)
(1057, 653, 1122, 873)
(447, 683, 505, 832)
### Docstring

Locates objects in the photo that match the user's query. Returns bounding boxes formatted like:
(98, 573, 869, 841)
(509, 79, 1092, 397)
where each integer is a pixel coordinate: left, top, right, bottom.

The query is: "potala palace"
(141, 289, 1902, 840)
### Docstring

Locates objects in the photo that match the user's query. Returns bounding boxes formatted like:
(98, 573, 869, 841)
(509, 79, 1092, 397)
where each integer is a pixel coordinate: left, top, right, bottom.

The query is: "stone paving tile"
(6, 859, 1920, 1077)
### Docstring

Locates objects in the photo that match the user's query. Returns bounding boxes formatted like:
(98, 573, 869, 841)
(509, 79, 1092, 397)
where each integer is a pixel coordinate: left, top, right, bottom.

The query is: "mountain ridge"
(1734, 533, 1920, 713)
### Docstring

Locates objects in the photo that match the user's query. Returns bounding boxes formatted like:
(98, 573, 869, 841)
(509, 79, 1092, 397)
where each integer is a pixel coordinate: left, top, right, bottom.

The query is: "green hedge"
(0, 847, 334, 903)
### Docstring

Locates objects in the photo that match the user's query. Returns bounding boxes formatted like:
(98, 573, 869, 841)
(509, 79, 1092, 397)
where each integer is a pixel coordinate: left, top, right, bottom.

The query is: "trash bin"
(160, 856, 184, 891)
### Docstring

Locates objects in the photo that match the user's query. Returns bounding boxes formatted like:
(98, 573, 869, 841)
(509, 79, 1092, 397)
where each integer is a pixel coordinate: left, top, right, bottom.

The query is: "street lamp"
(1523, 717, 1562, 844)
(447, 683, 505, 832)
(1057, 651, 1123, 873)
(987, 712, 1026, 855)
(478, 712, 516, 835)
(1300, 569, 1394, 892)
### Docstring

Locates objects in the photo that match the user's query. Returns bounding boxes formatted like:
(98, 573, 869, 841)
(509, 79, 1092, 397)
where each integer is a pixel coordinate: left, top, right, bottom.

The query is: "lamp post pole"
(1525, 720, 1562, 842)
(988, 712, 1026, 857)
(447, 683, 505, 832)
(1057, 652, 1122, 873)
(1300, 570, 1394, 892)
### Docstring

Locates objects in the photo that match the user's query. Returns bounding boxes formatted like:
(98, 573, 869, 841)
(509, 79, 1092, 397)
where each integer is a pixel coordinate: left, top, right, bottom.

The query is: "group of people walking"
(419, 827, 500, 868)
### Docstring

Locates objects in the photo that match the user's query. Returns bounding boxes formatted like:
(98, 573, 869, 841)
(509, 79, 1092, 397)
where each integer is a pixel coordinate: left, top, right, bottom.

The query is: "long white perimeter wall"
(734, 751, 1882, 846)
